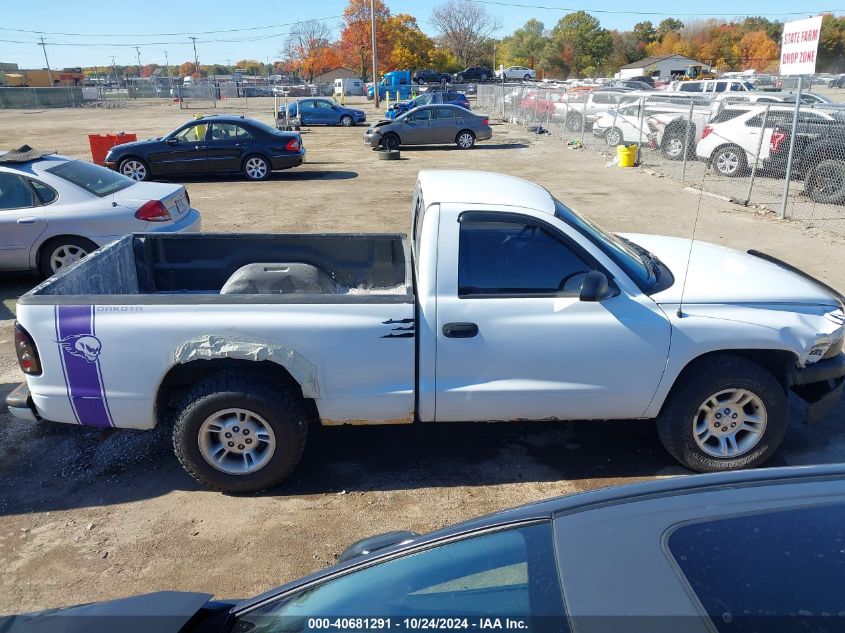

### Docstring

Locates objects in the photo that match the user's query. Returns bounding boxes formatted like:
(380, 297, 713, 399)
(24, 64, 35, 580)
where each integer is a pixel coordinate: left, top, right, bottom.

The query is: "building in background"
(0, 67, 84, 87)
(312, 67, 361, 86)
(617, 54, 713, 81)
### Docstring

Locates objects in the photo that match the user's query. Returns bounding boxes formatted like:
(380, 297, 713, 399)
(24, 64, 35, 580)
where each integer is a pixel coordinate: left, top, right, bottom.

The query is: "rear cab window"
(46, 160, 134, 197)
(667, 503, 845, 631)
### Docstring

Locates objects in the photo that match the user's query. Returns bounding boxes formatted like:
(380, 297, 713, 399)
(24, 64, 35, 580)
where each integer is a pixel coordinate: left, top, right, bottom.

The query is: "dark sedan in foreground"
(5, 466, 845, 633)
(364, 104, 492, 150)
(104, 115, 305, 182)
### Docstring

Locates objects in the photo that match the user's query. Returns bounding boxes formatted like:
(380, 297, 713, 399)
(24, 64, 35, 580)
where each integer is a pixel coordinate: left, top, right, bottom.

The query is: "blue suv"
(282, 98, 366, 126)
(385, 91, 470, 119)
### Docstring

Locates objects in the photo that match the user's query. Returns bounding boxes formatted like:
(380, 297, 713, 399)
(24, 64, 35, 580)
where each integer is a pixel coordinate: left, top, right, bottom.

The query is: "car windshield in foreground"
(46, 160, 134, 197)
(553, 197, 657, 291)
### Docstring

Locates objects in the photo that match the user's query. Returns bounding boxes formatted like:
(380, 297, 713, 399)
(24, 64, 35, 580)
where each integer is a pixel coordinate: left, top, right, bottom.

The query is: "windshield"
(46, 160, 134, 197)
(554, 198, 658, 290)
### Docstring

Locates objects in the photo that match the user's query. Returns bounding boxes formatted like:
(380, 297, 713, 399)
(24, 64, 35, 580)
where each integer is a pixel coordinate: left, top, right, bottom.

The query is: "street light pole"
(370, 0, 379, 109)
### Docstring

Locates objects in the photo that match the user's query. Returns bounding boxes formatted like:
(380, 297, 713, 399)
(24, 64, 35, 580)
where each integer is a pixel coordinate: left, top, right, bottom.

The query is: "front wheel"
(340, 114, 353, 127)
(804, 159, 845, 204)
(605, 127, 623, 147)
(417, 78, 426, 86)
(565, 115, 583, 133)
(119, 157, 150, 181)
(38, 236, 98, 278)
(456, 130, 476, 149)
(711, 145, 747, 177)
(524, 74, 532, 81)
(656, 355, 787, 472)
(172, 370, 309, 493)
(243, 155, 271, 181)
(455, 75, 464, 84)
(381, 132, 401, 150)
(662, 131, 690, 160)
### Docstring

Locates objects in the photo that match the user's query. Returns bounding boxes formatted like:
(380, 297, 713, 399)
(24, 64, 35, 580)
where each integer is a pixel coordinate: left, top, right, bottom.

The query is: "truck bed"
(20, 233, 413, 305)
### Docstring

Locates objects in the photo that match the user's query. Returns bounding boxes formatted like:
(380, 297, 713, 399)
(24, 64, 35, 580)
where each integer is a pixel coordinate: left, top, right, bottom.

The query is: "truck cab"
(367, 70, 412, 101)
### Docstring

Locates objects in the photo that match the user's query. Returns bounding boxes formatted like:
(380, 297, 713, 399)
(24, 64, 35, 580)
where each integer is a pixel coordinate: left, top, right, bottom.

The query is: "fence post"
(681, 100, 695, 181)
(580, 93, 587, 144)
(779, 74, 804, 220)
(635, 96, 645, 165)
(744, 105, 770, 206)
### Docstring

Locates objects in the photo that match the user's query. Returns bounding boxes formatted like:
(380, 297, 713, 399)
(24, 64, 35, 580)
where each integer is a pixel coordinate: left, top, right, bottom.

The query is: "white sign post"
(779, 15, 823, 218)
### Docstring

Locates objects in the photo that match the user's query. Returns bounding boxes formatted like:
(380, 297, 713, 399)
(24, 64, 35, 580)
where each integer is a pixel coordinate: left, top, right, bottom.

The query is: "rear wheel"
(38, 236, 98, 278)
(243, 154, 271, 181)
(656, 355, 787, 472)
(456, 130, 476, 149)
(340, 114, 353, 127)
(455, 74, 465, 84)
(605, 127, 623, 147)
(417, 78, 426, 86)
(662, 130, 692, 160)
(565, 114, 584, 133)
(524, 74, 532, 81)
(119, 157, 149, 182)
(381, 132, 401, 150)
(805, 159, 845, 204)
(711, 145, 747, 177)
(172, 370, 308, 493)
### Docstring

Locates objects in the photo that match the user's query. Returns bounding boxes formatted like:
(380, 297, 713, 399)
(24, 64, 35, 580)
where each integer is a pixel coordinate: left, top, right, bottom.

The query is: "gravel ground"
(0, 97, 843, 614)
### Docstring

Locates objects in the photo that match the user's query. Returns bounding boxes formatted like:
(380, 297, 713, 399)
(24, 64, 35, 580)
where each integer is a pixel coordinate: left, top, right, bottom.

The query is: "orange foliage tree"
(739, 30, 780, 71)
(340, 0, 390, 81)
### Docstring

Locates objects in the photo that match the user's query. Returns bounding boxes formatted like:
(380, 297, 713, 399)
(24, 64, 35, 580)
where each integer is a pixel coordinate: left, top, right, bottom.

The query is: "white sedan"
(0, 147, 200, 277)
(496, 66, 536, 81)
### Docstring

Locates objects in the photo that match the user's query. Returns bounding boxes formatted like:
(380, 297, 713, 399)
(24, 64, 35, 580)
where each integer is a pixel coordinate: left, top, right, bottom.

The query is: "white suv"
(496, 66, 536, 81)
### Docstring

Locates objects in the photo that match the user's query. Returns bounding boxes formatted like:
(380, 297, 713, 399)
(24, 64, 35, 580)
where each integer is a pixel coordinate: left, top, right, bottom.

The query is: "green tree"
(819, 14, 845, 73)
(509, 19, 547, 68)
(551, 11, 613, 78)
(632, 21, 656, 46)
(656, 18, 684, 41)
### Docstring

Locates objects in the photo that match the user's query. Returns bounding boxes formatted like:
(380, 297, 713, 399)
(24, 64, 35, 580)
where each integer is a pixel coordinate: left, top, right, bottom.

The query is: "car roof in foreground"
(417, 170, 555, 214)
(235, 464, 845, 614)
(0, 152, 74, 176)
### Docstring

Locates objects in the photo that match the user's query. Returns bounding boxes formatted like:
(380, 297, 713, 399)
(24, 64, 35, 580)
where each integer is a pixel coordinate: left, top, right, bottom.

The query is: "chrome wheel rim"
(50, 244, 88, 272)
(458, 133, 474, 148)
(341, 115, 352, 126)
(693, 388, 767, 458)
(198, 408, 276, 475)
(716, 150, 740, 175)
(666, 137, 685, 158)
(566, 117, 582, 132)
(245, 157, 268, 179)
(606, 129, 621, 146)
(121, 160, 146, 181)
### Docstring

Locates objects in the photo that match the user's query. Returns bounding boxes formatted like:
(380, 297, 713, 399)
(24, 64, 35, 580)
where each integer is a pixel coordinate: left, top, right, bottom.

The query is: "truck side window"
(459, 220, 591, 297)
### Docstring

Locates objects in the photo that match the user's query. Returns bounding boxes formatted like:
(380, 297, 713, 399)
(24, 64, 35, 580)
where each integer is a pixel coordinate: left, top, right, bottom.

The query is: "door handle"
(16, 217, 37, 224)
(443, 322, 478, 338)
(195, 145, 206, 150)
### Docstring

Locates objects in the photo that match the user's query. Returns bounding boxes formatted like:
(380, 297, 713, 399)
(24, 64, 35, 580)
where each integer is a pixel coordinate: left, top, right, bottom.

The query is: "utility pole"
(111, 56, 119, 86)
(370, 0, 379, 108)
(38, 36, 54, 86)
(134, 46, 142, 75)
(189, 36, 200, 77)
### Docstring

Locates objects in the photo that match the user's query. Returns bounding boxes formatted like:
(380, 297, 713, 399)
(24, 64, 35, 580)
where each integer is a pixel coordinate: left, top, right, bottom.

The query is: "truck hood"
(0, 591, 214, 633)
(622, 233, 842, 307)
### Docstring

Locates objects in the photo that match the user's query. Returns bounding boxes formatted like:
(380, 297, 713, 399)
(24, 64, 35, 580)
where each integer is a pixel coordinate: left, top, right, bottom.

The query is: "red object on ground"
(88, 133, 138, 165)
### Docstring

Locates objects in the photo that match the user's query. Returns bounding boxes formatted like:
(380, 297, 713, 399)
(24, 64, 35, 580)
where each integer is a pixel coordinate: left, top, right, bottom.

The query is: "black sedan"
(453, 66, 493, 83)
(103, 115, 305, 182)
(5, 466, 845, 633)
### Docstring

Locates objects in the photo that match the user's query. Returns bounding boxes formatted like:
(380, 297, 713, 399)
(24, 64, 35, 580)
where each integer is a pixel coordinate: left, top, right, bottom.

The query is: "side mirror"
(166, 137, 179, 145)
(579, 270, 613, 302)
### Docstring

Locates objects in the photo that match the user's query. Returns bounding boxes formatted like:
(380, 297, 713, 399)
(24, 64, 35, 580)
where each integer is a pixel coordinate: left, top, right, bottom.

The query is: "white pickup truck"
(7, 171, 845, 492)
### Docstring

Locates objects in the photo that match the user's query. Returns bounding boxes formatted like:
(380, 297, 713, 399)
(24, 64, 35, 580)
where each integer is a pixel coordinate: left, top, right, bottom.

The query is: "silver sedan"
(0, 149, 200, 277)
(363, 104, 492, 150)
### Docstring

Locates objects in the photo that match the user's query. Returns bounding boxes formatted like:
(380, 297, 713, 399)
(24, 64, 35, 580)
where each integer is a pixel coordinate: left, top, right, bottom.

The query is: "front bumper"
(363, 132, 381, 148)
(791, 353, 845, 423)
(5, 383, 39, 422)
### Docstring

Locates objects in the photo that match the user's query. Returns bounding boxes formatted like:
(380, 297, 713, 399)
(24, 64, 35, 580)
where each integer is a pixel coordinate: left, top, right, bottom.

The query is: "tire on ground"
(381, 133, 401, 150)
(711, 144, 747, 177)
(804, 159, 845, 205)
(172, 370, 308, 493)
(656, 354, 787, 473)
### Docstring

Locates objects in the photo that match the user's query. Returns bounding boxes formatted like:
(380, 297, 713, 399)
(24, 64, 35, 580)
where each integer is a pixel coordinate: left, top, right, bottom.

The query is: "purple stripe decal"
(56, 305, 113, 427)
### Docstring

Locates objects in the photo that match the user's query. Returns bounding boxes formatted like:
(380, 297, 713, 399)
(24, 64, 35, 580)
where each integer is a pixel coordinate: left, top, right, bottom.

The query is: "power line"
(0, 15, 344, 38)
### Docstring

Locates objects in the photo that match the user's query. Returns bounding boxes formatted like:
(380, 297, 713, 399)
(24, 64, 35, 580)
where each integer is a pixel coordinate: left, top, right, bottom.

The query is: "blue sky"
(0, 0, 837, 68)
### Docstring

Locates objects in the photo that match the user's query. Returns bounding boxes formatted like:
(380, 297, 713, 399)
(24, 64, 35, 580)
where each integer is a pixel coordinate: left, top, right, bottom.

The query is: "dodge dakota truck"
(7, 171, 845, 493)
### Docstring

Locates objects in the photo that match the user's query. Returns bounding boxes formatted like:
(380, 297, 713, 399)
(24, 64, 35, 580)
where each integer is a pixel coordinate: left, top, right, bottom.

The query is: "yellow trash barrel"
(617, 144, 638, 168)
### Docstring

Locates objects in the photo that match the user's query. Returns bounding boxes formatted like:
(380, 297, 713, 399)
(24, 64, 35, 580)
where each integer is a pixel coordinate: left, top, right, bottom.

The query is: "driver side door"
(150, 122, 210, 175)
(433, 210, 671, 422)
(400, 108, 434, 144)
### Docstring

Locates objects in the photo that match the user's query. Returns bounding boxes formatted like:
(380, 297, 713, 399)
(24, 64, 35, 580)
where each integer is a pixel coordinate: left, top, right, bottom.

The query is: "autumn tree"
(236, 59, 264, 75)
(386, 14, 435, 71)
(340, 0, 390, 82)
(819, 14, 845, 73)
(551, 11, 612, 78)
(285, 20, 337, 81)
(178, 61, 195, 77)
(430, 0, 501, 68)
(738, 30, 779, 71)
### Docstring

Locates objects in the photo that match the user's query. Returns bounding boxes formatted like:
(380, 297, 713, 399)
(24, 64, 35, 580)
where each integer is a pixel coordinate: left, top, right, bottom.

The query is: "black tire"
(661, 129, 693, 160)
(378, 149, 401, 160)
(172, 370, 308, 493)
(242, 154, 271, 181)
(38, 235, 98, 278)
(565, 114, 583, 133)
(381, 132, 401, 150)
(118, 157, 150, 182)
(605, 127, 623, 147)
(480, 74, 489, 82)
(656, 354, 787, 473)
(711, 144, 747, 177)
(440, 77, 449, 85)
(455, 74, 465, 84)
(524, 74, 532, 81)
(340, 114, 354, 127)
(456, 129, 476, 149)
(417, 78, 426, 86)
(804, 159, 845, 204)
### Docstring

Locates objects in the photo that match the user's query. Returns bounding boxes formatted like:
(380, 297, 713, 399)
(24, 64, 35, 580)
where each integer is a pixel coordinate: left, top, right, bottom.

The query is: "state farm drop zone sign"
(780, 15, 823, 75)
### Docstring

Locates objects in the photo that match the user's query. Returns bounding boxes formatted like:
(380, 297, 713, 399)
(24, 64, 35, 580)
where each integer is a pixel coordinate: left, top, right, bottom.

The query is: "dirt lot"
(1, 97, 844, 614)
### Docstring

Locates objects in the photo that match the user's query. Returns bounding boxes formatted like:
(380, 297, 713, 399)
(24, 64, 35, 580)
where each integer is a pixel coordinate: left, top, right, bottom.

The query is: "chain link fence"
(478, 83, 845, 237)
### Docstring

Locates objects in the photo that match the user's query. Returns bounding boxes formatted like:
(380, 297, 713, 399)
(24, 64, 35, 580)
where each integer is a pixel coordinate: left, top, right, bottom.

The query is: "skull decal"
(58, 334, 103, 363)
